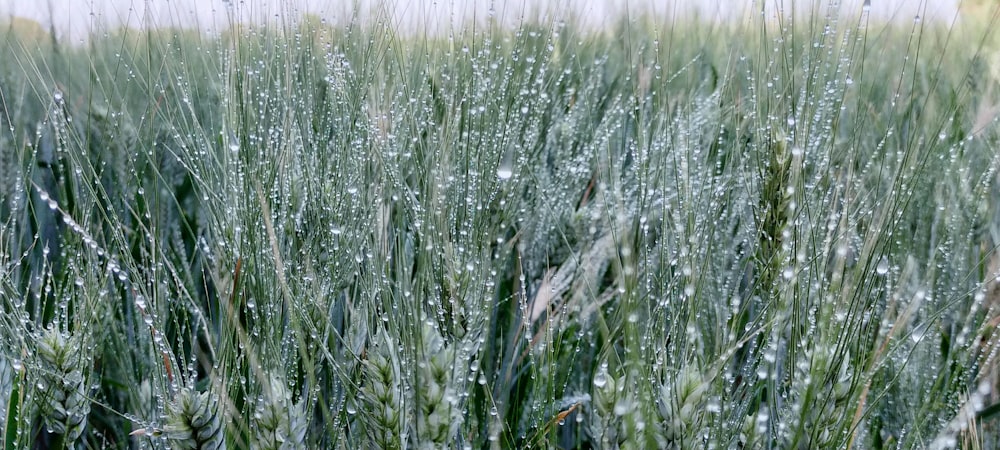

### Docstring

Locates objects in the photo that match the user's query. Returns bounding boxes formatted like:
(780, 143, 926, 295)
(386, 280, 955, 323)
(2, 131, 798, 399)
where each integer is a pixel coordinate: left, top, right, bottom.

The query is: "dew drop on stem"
(497, 145, 515, 180)
(876, 257, 889, 276)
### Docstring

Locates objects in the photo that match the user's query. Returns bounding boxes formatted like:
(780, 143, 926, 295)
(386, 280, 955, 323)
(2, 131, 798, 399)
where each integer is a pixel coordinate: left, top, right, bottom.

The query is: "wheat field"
(1, 1, 1000, 449)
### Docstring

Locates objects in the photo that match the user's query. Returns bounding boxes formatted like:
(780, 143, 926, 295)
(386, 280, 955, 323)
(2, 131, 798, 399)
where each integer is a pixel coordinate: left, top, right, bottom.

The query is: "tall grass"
(1, 1, 1000, 448)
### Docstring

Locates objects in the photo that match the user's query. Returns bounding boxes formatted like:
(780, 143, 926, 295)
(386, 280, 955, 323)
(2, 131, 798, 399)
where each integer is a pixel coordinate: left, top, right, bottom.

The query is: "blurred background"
(0, 0, 969, 42)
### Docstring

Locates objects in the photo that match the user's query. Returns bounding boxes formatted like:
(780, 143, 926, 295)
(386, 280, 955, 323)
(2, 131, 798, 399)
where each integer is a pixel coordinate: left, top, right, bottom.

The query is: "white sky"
(0, 0, 962, 42)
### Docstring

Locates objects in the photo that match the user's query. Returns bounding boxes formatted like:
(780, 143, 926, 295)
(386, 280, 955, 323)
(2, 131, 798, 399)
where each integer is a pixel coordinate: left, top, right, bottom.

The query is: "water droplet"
(593, 370, 607, 388)
(875, 257, 889, 276)
(228, 132, 240, 153)
(756, 411, 769, 434)
(497, 146, 515, 180)
(613, 399, 630, 416)
(496, 166, 513, 180)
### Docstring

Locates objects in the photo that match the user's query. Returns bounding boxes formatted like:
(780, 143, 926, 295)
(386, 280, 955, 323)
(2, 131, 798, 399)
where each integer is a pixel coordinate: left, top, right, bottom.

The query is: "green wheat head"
(31, 329, 90, 447)
(164, 388, 226, 450)
(251, 373, 307, 450)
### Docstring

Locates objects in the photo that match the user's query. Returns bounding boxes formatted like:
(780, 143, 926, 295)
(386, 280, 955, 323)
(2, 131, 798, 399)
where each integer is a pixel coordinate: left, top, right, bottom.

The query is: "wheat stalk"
(413, 319, 461, 448)
(164, 388, 226, 450)
(32, 329, 90, 447)
(657, 364, 709, 448)
(251, 373, 307, 450)
(0, 354, 13, 434)
(359, 330, 405, 450)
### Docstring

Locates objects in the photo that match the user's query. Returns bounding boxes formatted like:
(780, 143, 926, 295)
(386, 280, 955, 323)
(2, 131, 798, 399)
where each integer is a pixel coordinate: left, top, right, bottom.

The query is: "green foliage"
(0, 3, 999, 449)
